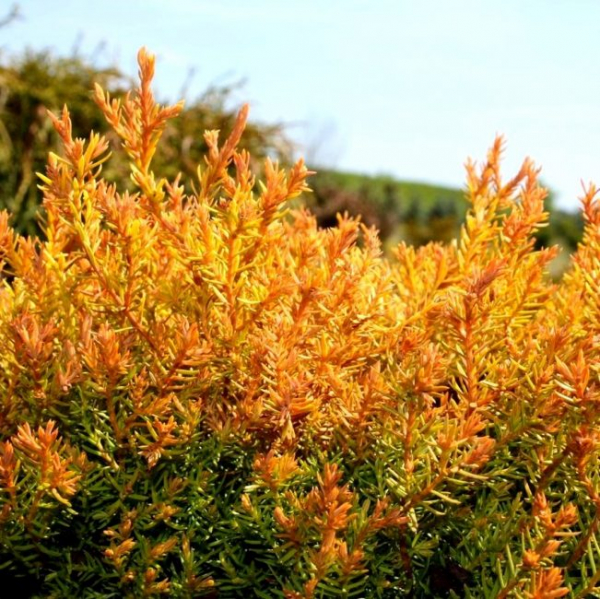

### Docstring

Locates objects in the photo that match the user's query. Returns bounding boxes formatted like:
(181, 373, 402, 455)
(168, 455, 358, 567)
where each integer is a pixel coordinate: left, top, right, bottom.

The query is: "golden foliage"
(1, 48, 600, 596)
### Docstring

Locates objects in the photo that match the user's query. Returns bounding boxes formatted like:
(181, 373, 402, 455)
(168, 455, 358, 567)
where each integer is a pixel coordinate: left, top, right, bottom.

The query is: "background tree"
(0, 44, 292, 236)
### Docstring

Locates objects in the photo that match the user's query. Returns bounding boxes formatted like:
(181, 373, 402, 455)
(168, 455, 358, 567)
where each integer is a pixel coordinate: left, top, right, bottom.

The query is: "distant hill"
(305, 169, 467, 247)
(304, 168, 583, 277)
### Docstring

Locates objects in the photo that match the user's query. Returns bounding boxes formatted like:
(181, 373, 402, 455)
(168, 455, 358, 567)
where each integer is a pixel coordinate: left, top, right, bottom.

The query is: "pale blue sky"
(3, 0, 600, 209)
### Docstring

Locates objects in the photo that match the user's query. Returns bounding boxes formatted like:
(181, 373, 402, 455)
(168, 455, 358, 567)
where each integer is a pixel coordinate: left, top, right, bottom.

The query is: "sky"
(3, 0, 600, 210)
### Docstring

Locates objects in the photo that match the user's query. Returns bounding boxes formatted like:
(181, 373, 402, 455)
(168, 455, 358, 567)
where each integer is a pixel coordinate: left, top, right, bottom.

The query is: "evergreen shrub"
(1, 49, 600, 598)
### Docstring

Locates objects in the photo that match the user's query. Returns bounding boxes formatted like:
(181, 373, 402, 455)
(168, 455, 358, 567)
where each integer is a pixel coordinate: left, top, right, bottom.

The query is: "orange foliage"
(1, 48, 600, 597)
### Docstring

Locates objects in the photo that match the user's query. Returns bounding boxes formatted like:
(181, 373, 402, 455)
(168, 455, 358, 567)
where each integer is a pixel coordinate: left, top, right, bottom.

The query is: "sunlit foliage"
(0, 49, 599, 598)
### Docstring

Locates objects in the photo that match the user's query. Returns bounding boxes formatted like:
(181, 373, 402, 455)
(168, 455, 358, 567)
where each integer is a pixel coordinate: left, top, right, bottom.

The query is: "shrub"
(1, 48, 600, 598)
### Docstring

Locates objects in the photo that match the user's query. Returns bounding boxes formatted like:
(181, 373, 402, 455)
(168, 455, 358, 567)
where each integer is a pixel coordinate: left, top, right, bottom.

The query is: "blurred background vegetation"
(0, 7, 583, 276)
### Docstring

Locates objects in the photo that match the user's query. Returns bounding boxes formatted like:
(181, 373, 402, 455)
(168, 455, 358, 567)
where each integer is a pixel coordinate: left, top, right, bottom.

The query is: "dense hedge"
(1, 49, 600, 598)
